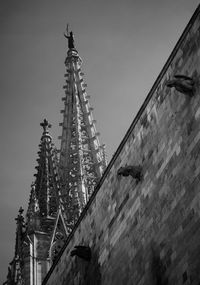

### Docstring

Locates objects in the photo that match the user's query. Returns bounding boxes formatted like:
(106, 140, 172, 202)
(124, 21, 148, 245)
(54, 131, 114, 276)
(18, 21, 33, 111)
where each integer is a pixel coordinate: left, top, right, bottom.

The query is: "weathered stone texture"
(43, 6, 200, 285)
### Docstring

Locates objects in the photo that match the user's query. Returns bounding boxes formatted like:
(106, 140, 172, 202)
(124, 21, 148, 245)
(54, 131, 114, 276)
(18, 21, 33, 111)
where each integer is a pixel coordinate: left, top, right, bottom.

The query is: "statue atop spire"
(64, 24, 75, 49)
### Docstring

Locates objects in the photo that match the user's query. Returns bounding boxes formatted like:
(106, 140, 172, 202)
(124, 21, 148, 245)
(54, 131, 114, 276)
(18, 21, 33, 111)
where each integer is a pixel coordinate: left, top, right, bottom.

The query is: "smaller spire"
(64, 24, 75, 49)
(28, 120, 60, 220)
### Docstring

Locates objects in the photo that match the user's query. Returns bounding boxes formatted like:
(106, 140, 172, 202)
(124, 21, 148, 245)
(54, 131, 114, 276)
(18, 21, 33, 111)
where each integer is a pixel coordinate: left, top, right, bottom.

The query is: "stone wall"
(43, 5, 200, 285)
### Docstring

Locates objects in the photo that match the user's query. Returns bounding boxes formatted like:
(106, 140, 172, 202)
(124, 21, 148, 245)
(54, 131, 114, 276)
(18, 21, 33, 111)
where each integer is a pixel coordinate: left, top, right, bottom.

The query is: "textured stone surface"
(43, 5, 200, 285)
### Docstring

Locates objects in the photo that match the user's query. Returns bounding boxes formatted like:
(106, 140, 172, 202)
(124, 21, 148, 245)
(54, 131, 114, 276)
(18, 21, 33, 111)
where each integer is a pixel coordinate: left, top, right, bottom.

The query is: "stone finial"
(166, 75, 194, 97)
(117, 165, 142, 183)
(40, 119, 51, 133)
(70, 245, 91, 261)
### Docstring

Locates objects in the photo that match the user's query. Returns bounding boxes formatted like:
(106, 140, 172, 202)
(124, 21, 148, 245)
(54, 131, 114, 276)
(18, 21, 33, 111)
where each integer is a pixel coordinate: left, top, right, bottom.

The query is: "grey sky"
(0, 0, 199, 282)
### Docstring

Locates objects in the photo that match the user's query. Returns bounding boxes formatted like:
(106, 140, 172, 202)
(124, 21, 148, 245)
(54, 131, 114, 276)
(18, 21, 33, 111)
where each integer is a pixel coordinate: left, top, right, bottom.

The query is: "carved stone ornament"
(166, 75, 194, 97)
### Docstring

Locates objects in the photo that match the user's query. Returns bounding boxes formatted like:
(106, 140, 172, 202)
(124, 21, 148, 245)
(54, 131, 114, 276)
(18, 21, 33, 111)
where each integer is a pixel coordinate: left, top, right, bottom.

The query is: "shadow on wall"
(151, 243, 168, 285)
(83, 250, 101, 285)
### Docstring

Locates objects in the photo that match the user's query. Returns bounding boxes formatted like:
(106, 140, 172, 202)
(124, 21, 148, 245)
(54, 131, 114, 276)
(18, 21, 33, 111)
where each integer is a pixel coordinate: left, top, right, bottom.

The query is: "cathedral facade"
(4, 4, 200, 285)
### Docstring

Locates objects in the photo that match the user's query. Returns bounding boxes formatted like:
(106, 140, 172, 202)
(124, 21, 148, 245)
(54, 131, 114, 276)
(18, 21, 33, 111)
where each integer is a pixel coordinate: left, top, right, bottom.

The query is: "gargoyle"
(166, 75, 194, 97)
(70, 245, 91, 262)
(117, 165, 142, 182)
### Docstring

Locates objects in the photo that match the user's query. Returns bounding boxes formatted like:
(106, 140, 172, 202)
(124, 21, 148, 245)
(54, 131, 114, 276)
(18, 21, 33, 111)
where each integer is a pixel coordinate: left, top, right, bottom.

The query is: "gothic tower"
(58, 30, 107, 229)
(4, 30, 107, 284)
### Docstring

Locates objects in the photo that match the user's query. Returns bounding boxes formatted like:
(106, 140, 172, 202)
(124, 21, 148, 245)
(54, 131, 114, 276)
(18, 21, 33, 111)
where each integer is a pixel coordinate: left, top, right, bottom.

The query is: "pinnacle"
(19, 207, 24, 215)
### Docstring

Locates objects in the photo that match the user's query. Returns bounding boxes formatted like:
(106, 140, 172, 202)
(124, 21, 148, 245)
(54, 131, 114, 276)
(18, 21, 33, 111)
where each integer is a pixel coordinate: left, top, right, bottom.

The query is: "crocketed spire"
(58, 30, 107, 228)
(27, 119, 60, 224)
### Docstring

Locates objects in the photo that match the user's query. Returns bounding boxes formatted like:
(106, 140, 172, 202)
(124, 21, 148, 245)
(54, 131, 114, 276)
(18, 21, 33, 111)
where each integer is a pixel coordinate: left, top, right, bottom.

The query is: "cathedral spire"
(58, 30, 107, 228)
